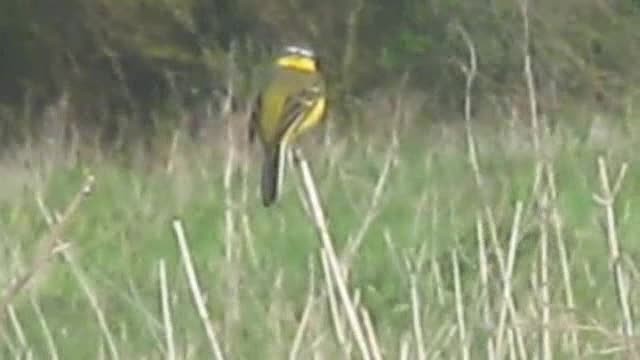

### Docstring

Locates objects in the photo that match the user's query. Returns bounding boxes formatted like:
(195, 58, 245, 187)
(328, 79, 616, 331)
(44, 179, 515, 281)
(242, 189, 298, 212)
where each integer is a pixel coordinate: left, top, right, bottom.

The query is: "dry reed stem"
(35, 198, 120, 360)
(430, 256, 445, 306)
(454, 27, 528, 357)
(293, 147, 373, 360)
(1, 327, 18, 358)
(382, 229, 404, 276)
(507, 328, 517, 360)
(223, 119, 240, 353)
(593, 158, 635, 343)
(125, 276, 165, 348)
(66, 255, 119, 360)
(426, 323, 457, 358)
(453, 23, 480, 187)
(494, 201, 525, 358)
(538, 191, 552, 360)
(239, 131, 259, 269)
(320, 249, 348, 349)
(477, 215, 496, 360)
(31, 295, 59, 360)
(409, 274, 426, 360)
(399, 333, 410, 360)
(519, 0, 541, 154)
(165, 129, 180, 174)
(289, 258, 317, 360)
(360, 306, 383, 360)
(158, 259, 176, 360)
(451, 249, 470, 360)
(7, 304, 29, 356)
(342, 143, 395, 268)
(172, 219, 225, 360)
(267, 270, 285, 353)
(545, 163, 579, 356)
(289, 294, 316, 360)
(0, 175, 94, 328)
(240, 214, 259, 269)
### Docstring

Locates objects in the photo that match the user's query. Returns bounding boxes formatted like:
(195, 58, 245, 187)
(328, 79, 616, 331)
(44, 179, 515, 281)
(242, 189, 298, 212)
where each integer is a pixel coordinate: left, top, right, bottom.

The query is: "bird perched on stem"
(249, 45, 327, 206)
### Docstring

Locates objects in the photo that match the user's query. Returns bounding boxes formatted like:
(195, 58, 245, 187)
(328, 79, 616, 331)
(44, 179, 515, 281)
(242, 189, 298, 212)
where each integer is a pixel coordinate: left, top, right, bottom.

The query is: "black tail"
(261, 144, 286, 207)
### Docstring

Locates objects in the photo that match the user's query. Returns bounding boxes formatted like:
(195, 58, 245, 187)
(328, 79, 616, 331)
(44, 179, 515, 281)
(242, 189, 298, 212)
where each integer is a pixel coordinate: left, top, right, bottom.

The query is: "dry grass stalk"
(239, 126, 259, 269)
(453, 27, 529, 358)
(360, 306, 383, 360)
(451, 249, 470, 360)
(7, 304, 30, 357)
(545, 163, 580, 356)
(158, 259, 176, 360)
(342, 143, 395, 268)
(293, 147, 374, 360)
(61, 243, 120, 360)
(453, 23, 480, 187)
(494, 202, 526, 358)
(222, 117, 240, 353)
(289, 258, 317, 360)
(477, 215, 496, 360)
(430, 256, 445, 306)
(31, 296, 59, 360)
(172, 219, 225, 360)
(320, 249, 348, 350)
(165, 129, 181, 174)
(267, 269, 285, 354)
(519, 0, 541, 154)
(409, 274, 426, 360)
(593, 158, 635, 343)
(537, 190, 552, 360)
(35, 195, 120, 360)
(1, 327, 18, 358)
(399, 332, 410, 360)
(0, 175, 94, 329)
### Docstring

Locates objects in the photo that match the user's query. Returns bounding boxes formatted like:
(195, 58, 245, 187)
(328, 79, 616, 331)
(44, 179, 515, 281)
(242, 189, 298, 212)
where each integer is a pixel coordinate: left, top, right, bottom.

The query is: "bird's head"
(276, 45, 319, 73)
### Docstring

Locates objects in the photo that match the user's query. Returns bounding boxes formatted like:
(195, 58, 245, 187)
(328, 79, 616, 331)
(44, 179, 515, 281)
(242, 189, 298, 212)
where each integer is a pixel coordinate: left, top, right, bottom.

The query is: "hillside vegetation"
(1, 0, 640, 358)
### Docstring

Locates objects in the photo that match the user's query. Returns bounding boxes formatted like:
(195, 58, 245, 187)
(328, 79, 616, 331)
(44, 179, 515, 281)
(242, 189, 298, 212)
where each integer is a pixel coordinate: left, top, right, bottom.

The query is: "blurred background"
(2, 0, 639, 148)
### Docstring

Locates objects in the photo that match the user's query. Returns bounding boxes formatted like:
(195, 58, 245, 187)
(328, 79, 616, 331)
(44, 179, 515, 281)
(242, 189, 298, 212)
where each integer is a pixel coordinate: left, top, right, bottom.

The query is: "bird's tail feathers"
(261, 143, 287, 206)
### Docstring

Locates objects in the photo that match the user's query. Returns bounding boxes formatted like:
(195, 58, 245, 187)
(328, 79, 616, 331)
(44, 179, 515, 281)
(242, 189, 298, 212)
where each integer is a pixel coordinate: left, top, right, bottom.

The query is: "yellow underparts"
(283, 97, 327, 144)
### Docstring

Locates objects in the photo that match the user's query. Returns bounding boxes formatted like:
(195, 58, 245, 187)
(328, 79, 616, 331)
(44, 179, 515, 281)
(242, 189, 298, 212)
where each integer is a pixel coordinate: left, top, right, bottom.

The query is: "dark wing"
(248, 94, 262, 144)
(275, 83, 323, 141)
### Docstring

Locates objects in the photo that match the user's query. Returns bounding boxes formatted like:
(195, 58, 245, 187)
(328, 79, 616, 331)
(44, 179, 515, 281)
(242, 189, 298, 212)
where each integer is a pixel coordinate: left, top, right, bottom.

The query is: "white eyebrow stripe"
(285, 46, 315, 58)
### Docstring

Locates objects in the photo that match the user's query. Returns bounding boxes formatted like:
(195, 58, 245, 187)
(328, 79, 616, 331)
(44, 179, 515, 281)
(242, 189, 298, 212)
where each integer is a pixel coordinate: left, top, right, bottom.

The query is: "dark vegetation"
(1, 0, 639, 146)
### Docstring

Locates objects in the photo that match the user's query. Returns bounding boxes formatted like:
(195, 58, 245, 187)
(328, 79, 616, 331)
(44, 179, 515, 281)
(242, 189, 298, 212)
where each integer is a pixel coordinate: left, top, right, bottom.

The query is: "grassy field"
(0, 104, 639, 359)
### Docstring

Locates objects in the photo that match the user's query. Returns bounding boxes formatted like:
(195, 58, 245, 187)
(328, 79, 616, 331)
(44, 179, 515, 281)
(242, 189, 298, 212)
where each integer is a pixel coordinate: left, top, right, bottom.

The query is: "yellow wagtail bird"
(249, 45, 328, 206)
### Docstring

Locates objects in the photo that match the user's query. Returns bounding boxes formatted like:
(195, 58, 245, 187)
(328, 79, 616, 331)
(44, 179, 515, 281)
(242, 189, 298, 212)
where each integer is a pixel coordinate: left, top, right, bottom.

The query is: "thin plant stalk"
(477, 216, 495, 360)
(172, 220, 225, 360)
(293, 148, 373, 360)
(494, 202, 525, 358)
(538, 192, 552, 360)
(289, 258, 317, 360)
(452, 249, 470, 360)
(31, 296, 60, 360)
(593, 158, 634, 340)
(158, 259, 176, 360)
(545, 163, 579, 356)
(320, 250, 347, 349)
(360, 307, 383, 360)
(0, 175, 94, 328)
(409, 274, 426, 360)
(7, 305, 28, 354)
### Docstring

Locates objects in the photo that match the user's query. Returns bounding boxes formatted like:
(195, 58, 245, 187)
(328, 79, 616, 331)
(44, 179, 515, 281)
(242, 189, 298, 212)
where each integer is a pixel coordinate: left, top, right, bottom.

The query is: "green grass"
(1, 112, 639, 359)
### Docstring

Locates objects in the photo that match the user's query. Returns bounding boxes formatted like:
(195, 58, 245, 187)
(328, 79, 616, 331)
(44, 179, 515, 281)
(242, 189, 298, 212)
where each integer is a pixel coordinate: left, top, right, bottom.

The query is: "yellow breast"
(286, 97, 327, 143)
